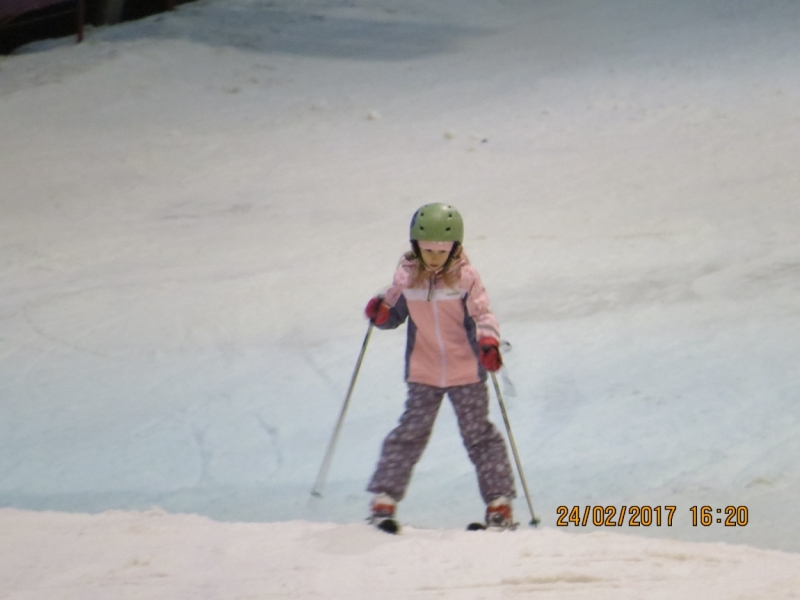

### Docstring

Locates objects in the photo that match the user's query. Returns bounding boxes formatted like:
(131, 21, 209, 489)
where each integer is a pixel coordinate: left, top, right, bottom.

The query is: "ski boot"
(486, 496, 516, 529)
(468, 496, 517, 530)
(368, 493, 399, 534)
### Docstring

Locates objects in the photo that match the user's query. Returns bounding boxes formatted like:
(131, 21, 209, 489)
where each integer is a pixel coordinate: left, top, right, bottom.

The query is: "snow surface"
(2, 508, 800, 599)
(1, 0, 800, 595)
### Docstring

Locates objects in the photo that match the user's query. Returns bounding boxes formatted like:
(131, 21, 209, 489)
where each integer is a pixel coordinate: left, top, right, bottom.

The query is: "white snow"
(1, 0, 800, 596)
(2, 508, 800, 599)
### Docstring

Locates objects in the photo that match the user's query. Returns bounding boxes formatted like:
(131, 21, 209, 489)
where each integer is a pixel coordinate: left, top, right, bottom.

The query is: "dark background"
(1, 0, 196, 54)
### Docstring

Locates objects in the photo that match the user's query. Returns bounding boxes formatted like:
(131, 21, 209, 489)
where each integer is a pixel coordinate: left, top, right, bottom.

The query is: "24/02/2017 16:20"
(556, 505, 749, 527)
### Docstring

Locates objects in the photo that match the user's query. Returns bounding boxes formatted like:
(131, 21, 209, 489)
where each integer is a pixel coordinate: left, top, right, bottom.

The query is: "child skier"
(364, 203, 516, 530)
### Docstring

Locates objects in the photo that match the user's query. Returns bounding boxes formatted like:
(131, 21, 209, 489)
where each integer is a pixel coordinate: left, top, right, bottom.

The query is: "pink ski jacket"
(378, 253, 501, 388)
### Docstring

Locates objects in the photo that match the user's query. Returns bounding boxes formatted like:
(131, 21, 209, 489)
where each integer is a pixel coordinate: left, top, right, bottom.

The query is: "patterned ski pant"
(367, 381, 516, 504)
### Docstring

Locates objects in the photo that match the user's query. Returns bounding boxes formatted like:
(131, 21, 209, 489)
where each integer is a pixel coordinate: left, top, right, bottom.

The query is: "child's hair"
(404, 242, 464, 288)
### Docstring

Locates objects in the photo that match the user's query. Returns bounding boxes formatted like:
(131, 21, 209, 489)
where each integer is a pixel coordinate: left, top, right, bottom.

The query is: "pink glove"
(478, 337, 502, 372)
(365, 296, 390, 325)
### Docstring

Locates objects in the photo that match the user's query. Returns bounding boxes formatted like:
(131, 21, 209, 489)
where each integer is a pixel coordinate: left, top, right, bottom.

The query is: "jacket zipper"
(429, 274, 447, 387)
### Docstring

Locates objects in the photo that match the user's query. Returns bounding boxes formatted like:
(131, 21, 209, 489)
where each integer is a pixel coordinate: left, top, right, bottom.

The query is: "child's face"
(420, 248, 450, 270)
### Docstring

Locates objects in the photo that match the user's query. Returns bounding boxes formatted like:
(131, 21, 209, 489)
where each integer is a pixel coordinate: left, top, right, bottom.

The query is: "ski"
(374, 518, 400, 534)
(369, 519, 518, 533)
(466, 521, 519, 531)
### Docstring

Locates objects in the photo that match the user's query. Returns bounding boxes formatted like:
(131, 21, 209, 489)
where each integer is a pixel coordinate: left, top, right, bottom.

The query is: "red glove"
(478, 337, 502, 371)
(365, 296, 390, 325)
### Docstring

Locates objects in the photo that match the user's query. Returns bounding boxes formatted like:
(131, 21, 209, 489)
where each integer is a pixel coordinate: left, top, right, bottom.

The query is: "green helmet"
(409, 203, 464, 243)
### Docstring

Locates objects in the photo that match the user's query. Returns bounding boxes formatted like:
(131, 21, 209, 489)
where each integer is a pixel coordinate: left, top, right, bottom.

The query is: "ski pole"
(310, 322, 374, 499)
(490, 371, 540, 526)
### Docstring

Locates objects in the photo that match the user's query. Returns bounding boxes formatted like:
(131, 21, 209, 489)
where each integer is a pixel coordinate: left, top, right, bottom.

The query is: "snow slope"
(2, 508, 800, 599)
(1, 0, 800, 592)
